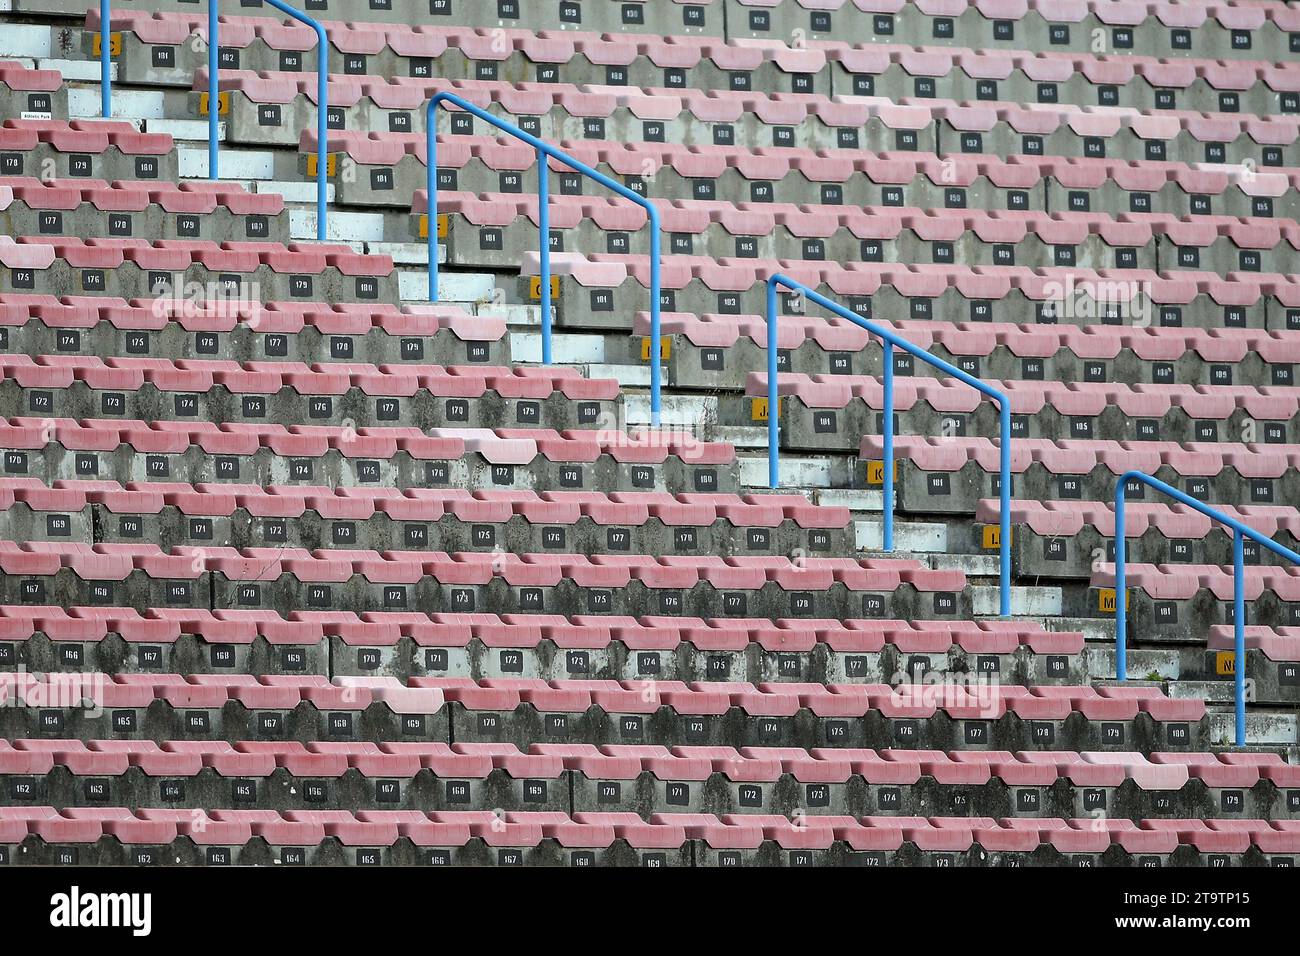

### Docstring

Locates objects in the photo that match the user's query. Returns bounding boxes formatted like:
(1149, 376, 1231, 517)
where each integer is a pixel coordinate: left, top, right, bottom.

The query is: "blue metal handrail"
(425, 90, 663, 426)
(207, 0, 217, 178)
(1113, 470, 1300, 747)
(763, 273, 1012, 617)
(99, 0, 112, 117)
(206, 1, 329, 240)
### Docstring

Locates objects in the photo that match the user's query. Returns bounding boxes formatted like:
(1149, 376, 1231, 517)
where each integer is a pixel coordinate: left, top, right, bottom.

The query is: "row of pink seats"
(0, 418, 734, 466)
(1, 738, 1290, 787)
(754, 372, 1300, 419)
(1094, 562, 1300, 600)
(0, 478, 846, 529)
(0, 542, 963, 592)
(538, 251, 1300, 310)
(0, 61, 61, 93)
(978, 497, 1300, 537)
(0, 118, 172, 158)
(859, 435, 1293, 479)
(0, 606, 1076, 654)
(319, 130, 1300, 202)
(0, 176, 282, 217)
(0, 671, 1196, 722)
(88, 0, 1300, 36)
(9, 806, 1297, 852)
(216, 71, 1300, 146)
(649, 312, 1300, 360)
(0, 356, 617, 400)
(0, 294, 504, 340)
(0, 739, 557, 778)
(98, 13, 818, 69)
(817, 42, 1300, 83)
(746, 0, 1296, 25)
(0, 671, 442, 713)
(1207, 624, 1300, 661)
(427, 187, 1300, 248)
(92, 11, 1300, 83)
(544, 744, 1300, 788)
(425, 677, 1203, 721)
(1, 236, 391, 277)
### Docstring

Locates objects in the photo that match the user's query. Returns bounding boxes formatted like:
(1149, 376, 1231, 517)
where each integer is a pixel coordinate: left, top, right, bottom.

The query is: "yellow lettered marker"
(92, 33, 122, 56)
(981, 524, 1011, 549)
(1097, 587, 1127, 613)
(417, 214, 449, 240)
(865, 460, 898, 486)
(1215, 652, 1236, 676)
(640, 336, 670, 362)
(199, 91, 230, 117)
(528, 275, 561, 300)
(305, 153, 339, 178)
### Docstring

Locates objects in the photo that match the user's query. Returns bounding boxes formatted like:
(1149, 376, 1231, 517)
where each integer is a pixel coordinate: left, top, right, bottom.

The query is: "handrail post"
(208, 0, 218, 179)
(1232, 528, 1246, 748)
(263, 0, 328, 240)
(537, 147, 552, 365)
(1114, 475, 1129, 682)
(766, 277, 779, 488)
(100, 0, 111, 117)
(423, 91, 662, 422)
(998, 400, 1011, 619)
(426, 105, 440, 302)
(647, 209, 662, 429)
(882, 340, 894, 552)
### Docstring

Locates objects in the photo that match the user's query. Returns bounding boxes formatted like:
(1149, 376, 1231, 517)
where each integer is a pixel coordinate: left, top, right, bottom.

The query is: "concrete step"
(971, 585, 1062, 617)
(1015, 615, 1114, 643)
(857, 549, 925, 563)
(179, 147, 274, 181)
(1081, 646, 1180, 682)
(931, 552, 1000, 576)
(368, 242, 440, 266)
(513, 333, 605, 365)
(254, 179, 334, 203)
(739, 456, 834, 489)
(856, 518, 946, 553)
(1165, 680, 1236, 703)
(70, 85, 163, 119)
(582, 363, 649, 387)
(712, 426, 768, 450)
(812, 489, 883, 512)
(290, 209, 385, 244)
(477, 303, 542, 327)
(37, 57, 109, 81)
(624, 393, 715, 429)
(399, 270, 497, 304)
(365, 240, 426, 264)
(0, 22, 52, 58)
(145, 118, 225, 142)
(1208, 709, 1297, 747)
